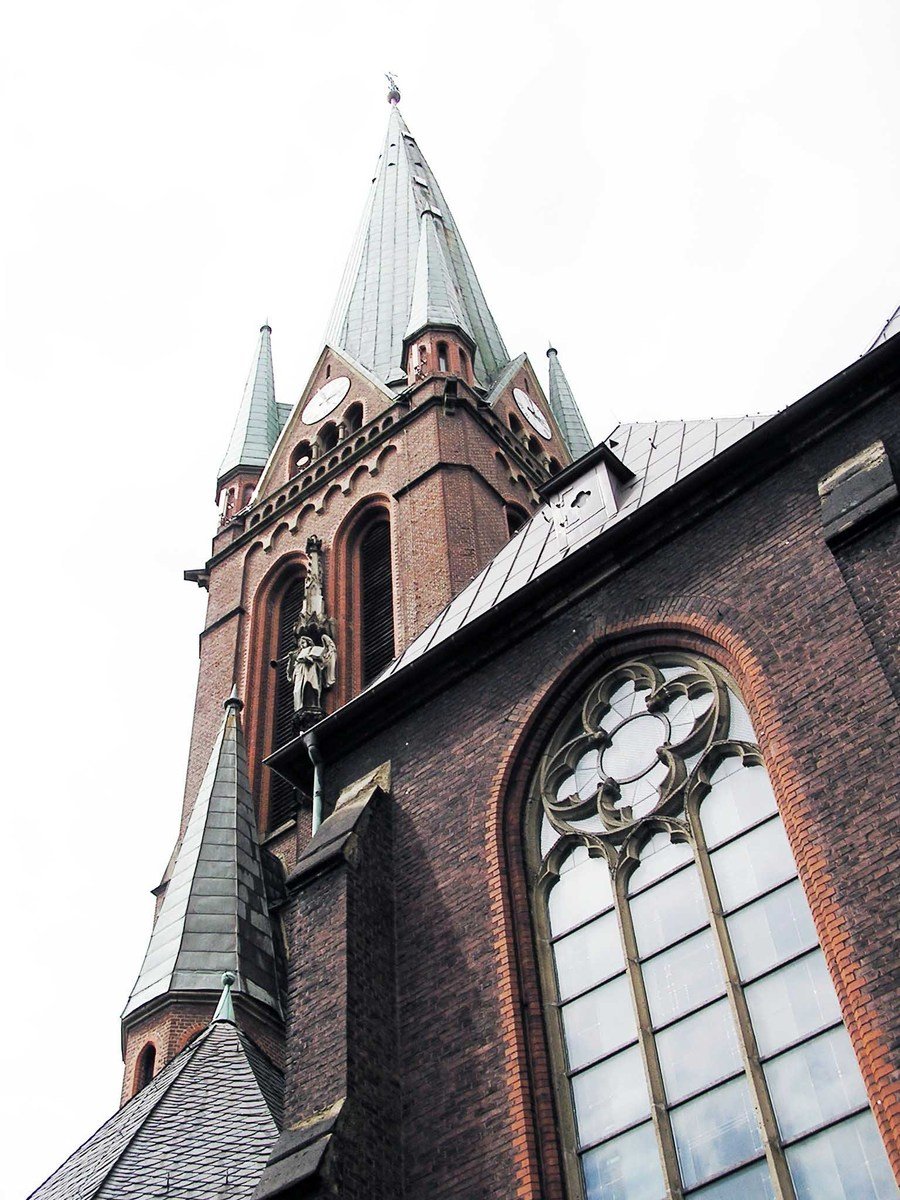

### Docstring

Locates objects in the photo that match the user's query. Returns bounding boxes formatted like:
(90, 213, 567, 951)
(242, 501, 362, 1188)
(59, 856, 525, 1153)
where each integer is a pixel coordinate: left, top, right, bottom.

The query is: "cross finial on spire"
(386, 72, 401, 105)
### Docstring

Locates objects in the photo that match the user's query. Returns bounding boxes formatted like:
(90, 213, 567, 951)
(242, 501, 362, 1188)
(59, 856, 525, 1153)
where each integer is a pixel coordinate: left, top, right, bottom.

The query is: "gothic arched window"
(531, 651, 893, 1200)
(359, 518, 395, 684)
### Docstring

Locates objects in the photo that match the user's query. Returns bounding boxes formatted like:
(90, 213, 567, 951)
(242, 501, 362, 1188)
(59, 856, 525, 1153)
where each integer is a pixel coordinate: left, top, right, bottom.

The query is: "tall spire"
(122, 692, 281, 1023)
(218, 324, 281, 481)
(546, 346, 593, 460)
(326, 103, 509, 388)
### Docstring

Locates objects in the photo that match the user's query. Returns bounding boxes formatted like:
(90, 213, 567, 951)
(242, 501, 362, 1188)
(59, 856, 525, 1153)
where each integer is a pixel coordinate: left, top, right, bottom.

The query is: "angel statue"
(286, 633, 337, 712)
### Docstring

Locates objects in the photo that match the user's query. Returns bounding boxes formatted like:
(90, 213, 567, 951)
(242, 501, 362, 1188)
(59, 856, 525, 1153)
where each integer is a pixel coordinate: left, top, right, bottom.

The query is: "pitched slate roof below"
(371, 415, 769, 681)
(218, 325, 282, 481)
(123, 695, 282, 1020)
(325, 104, 509, 388)
(29, 1021, 283, 1200)
(546, 346, 593, 460)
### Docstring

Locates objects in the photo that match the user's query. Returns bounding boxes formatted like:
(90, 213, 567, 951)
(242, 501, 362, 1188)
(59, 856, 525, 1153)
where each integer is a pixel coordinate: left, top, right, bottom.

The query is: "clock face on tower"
(301, 376, 351, 424)
(513, 387, 552, 439)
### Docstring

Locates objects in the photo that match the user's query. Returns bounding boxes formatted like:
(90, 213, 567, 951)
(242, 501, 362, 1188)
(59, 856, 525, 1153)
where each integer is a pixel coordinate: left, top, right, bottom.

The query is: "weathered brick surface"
(280, 790, 399, 1198)
(274, 381, 900, 1195)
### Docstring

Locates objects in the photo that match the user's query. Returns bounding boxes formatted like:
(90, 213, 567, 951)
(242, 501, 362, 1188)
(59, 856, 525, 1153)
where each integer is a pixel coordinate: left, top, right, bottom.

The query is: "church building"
(30, 85, 899, 1200)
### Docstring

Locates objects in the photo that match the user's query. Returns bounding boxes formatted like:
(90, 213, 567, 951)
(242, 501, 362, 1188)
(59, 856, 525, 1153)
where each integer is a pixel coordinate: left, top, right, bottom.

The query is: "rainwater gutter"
(304, 729, 324, 834)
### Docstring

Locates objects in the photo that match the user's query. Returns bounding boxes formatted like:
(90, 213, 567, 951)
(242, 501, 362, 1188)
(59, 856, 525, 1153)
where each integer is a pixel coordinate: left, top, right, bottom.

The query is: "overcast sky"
(2, 1, 898, 1195)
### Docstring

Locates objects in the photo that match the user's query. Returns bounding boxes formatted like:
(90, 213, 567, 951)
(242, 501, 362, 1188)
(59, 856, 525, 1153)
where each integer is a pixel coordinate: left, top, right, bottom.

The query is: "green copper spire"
(546, 346, 593, 460)
(404, 209, 474, 345)
(326, 104, 508, 388)
(123, 692, 281, 1023)
(218, 324, 281, 481)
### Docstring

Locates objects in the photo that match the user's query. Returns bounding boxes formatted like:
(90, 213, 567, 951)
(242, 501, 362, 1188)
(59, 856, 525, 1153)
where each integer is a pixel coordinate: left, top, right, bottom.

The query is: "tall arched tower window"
(530, 652, 893, 1200)
(359, 519, 395, 684)
(268, 577, 305, 830)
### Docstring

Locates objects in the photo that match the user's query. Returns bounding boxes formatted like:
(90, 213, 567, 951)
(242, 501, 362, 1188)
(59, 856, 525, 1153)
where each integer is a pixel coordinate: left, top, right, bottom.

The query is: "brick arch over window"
(333, 497, 396, 700)
(133, 1041, 156, 1094)
(507, 645, 896, 1200)
(244, 554, 308, 835)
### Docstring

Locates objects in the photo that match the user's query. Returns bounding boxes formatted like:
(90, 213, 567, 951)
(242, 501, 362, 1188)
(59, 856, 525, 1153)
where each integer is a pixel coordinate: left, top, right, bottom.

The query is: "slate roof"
(123, 695, 282, 1020)
(325, 104, 509, 388)
(371, 415, 769, 682)
(219, 325, 283, 480)
(546, 346, 593, 460)
(29, 1020, 283, 1200)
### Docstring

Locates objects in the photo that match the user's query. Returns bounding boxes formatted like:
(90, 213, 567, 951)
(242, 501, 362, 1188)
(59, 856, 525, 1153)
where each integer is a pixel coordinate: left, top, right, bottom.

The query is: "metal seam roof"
(218, 325, 280, 479)
(546, 347, 593, 459)
(366, 415, 769, 685)
(122, 699, 281, 1020)
(325, 105, 509, 387)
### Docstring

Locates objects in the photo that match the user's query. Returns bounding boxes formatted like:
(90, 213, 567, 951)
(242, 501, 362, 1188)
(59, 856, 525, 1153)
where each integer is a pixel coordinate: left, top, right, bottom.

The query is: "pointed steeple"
(405, 210, 474, 346)
(218, 324, 281, 482)
(546, 346, 593, 461)
(326, 102, 509, 388)
(123, 692, 281, 1023)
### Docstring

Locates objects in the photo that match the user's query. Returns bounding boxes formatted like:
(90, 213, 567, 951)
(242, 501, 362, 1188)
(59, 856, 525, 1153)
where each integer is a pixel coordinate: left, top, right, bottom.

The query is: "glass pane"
(628, 834, 693, 893)
(555, 912, 625, 1001)
(631, 866, 708, 958)
(690, 1159, 775, 1199)
(727, 879, 818, 980)
(582, 1122, 666, 1200)
(572, 1045, 651, 1146)
(786, 1111, 896, 1200)
(670, 1075, 764, 1189)
(563, 975, 637, 1070)
(643, 928, 725, 1027)
(725, 689, 757, 743)
(700, 764, 777, 848)
(550, 848, 615, 936)
(765, 1026, 868, 1141)
(710, 819, 796, 912)
(656, 999, 742, 1104)
(746, 951, 843, 1057)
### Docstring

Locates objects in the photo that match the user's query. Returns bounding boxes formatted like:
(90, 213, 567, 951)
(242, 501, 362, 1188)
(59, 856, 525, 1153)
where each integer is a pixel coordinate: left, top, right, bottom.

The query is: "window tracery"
(531, 652, 893, 1200)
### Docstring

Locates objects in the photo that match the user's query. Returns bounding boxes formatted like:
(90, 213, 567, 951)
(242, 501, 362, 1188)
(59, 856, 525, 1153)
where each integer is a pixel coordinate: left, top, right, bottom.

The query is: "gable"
(255, 345, 398, 503)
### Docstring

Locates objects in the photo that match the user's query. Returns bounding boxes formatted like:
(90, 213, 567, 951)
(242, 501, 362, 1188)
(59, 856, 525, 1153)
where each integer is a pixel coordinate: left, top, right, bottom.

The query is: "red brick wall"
(282, 388, 899, 1194)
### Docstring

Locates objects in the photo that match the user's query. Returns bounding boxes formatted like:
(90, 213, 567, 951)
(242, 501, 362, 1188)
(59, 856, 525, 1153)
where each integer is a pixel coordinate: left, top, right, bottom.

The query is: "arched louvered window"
(531, 652, 894, 1200)
(134, 1042, 156, 1093)
(268, 578, 305, 831)
(359, 520, 395, 684)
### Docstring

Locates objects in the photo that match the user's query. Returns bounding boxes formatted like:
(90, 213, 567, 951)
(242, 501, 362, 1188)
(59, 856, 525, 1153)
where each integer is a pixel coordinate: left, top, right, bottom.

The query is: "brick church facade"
(31, 88, 899, 1200)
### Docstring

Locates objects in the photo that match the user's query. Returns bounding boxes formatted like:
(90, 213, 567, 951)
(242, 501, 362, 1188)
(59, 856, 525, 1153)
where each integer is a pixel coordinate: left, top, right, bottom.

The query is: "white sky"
(1, 1, 897, 1195)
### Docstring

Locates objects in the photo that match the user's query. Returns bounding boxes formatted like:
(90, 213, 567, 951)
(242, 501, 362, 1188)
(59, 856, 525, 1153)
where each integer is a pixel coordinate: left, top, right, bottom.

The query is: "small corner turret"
(216, 324, 284, 525)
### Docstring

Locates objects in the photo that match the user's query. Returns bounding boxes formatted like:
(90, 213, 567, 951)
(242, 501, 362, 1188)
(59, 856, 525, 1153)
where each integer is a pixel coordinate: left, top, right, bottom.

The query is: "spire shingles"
(218, 324, 282, 481)
(326, 105, 508, 388)
(546, 346, 593, 461)
(122, 694, 281, 1022)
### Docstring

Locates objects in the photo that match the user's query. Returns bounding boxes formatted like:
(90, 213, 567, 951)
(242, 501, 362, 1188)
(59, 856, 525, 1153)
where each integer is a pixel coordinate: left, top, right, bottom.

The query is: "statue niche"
(284, 536, 337, 729)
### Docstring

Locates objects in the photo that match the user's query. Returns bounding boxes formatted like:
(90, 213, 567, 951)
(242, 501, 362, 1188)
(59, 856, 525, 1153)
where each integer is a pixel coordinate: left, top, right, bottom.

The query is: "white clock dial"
(301, 376, 351, 424)
(513, 387, 552, 439)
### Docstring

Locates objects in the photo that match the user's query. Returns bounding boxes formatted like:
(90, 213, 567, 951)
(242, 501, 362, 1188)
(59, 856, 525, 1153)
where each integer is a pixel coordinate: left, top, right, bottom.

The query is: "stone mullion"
(688, 800, 796, 1200)
(615, 867, 684, 1200)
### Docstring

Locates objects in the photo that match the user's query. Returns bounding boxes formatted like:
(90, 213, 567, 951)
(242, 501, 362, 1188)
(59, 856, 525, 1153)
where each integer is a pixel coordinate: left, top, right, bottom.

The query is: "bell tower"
(120, 83, 595, 1095)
